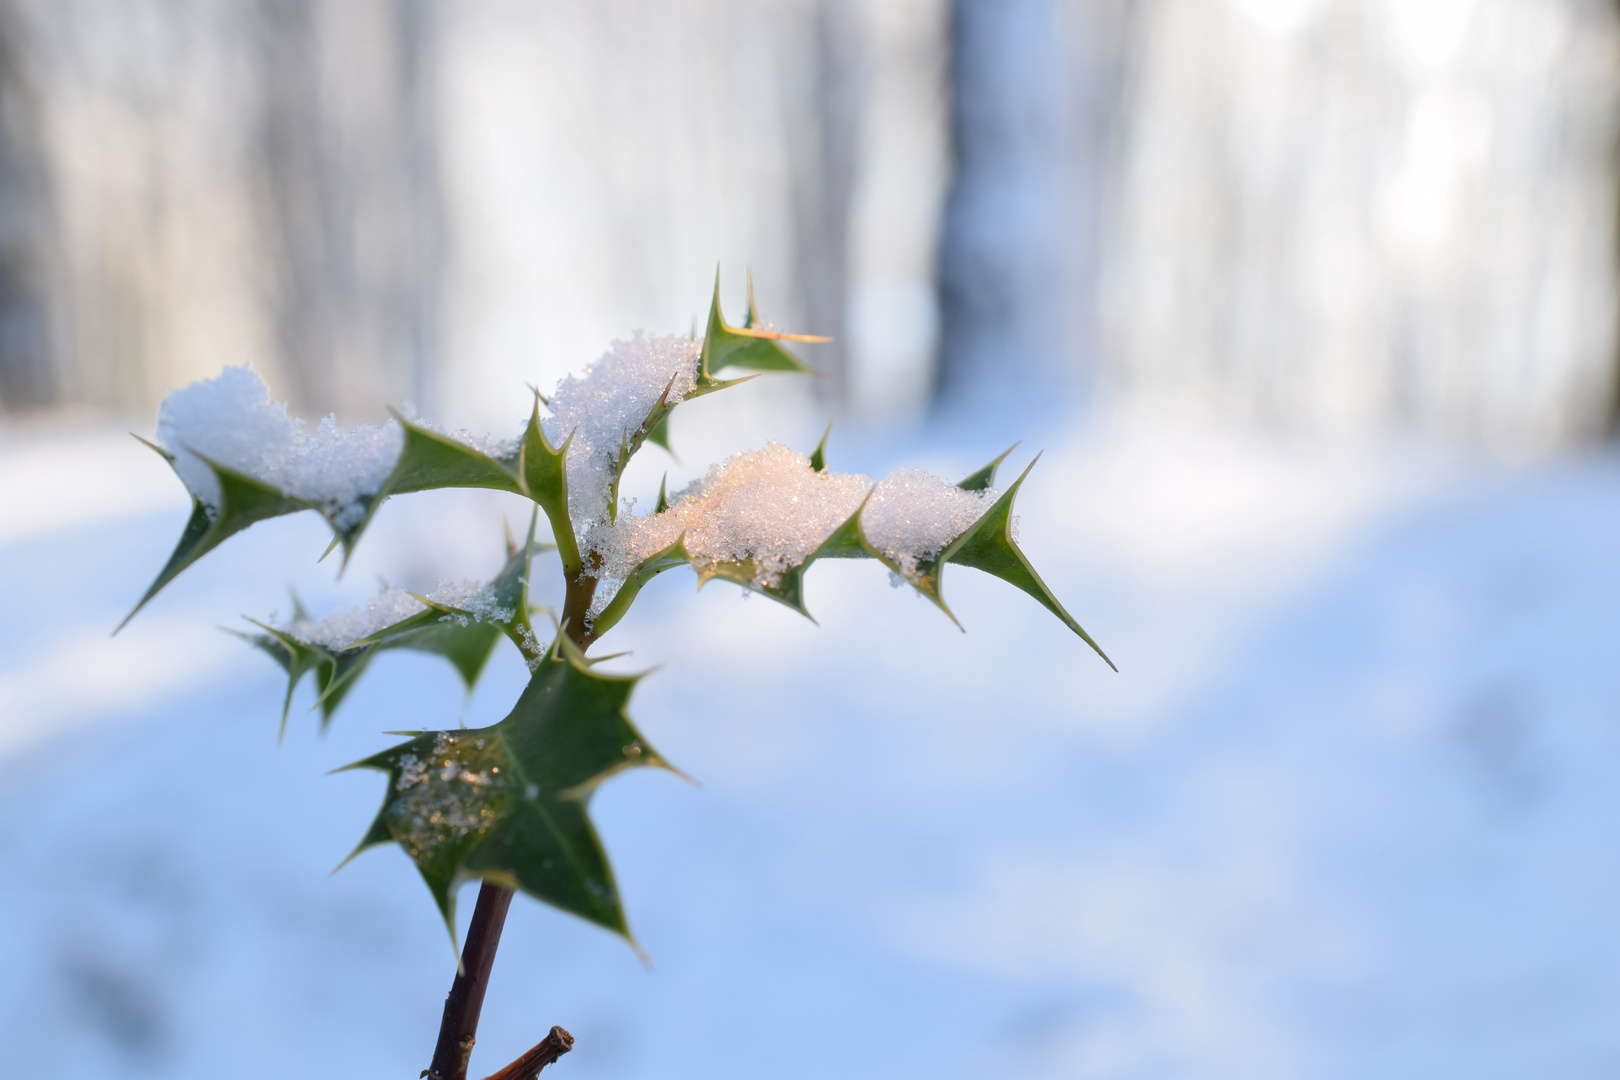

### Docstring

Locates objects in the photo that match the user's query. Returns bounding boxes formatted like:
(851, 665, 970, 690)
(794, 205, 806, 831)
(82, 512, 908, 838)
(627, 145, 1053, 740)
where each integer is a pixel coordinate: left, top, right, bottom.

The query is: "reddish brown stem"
(424, 881, 514, 1080)
(424, 575, 596, 1080)
(478, 1026, 574, 1080)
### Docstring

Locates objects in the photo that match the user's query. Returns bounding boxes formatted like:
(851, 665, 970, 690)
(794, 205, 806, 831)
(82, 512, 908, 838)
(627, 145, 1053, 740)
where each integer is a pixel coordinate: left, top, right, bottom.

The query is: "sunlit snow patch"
(156, 367, 403, 531)
(587, 443, 999, 618)
(541, 333, 702, 534)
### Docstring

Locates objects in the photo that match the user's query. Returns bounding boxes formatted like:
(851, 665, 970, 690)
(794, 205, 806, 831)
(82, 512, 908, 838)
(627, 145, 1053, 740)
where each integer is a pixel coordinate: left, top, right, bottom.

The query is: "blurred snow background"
(5, 0, 1620, 1077)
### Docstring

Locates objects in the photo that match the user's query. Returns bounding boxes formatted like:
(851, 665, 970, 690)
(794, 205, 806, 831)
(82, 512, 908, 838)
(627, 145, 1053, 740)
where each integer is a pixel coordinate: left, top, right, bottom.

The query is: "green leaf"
(519, 399, 582, 576)
(239, 620, 378, 737)
(242, 518, 557, 731)
(121, 439, 313, 631)
(698, 269, 826, 380)
(125, 420, 534, 624)
(912, 455, 1116, 670)
(957, 443, 1018, 492)
(587, 536, 693, 639)
(654, 473, 671, 515)
(125, 272, 828, 623)
(341, 414, 527, 558)
(592, 497, 873, 638)
(603, 275, 827, 524)
(645, 411, 672, 453)
(809, 422, 832, 473)
(341, 633, 672, 940)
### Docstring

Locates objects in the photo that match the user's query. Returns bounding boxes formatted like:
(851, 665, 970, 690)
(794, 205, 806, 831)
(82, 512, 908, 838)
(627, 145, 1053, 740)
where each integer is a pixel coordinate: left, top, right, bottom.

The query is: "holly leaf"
(239, 621, 379, 737)
(341, 633, 673, 939)
(519, 397, 583, 576)
(125, 274, 826, 624)
(809, 422, 832, 473)
(587, 536, 693, 639)
(957, 443, 1018, 492)
(872, 452, 1117, 670)
(645, 411, 673, 453)
(121, 439, 313, 631)
(698, 269, 826, 381)
(241, 517, 556, 733)
(337, 414, 529, 559)
(585, 443, 1112, 669)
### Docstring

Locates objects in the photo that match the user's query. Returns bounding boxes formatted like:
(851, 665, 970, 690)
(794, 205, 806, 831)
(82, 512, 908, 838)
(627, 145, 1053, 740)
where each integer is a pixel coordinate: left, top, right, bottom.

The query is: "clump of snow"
(156, 367, 403, 530)
(283, 580, 510, 650)
(542, 333, 702, 535)
(857, 469, 999, 578)
(588, 447, 1003, 616)
(589, 443, 872, 606)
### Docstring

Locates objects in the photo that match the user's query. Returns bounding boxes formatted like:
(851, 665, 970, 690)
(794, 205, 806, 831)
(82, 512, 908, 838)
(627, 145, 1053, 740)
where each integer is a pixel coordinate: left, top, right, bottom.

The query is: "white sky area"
(4, 397, 1618, 1077)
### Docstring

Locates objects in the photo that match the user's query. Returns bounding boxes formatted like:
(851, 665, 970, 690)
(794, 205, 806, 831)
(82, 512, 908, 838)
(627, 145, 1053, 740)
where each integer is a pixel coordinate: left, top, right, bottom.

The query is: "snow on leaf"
(239, 517, 555, 734)
(891, 453, 1117, 670)
(584, 441, 1111, 666)
(341, 633, 672, 940)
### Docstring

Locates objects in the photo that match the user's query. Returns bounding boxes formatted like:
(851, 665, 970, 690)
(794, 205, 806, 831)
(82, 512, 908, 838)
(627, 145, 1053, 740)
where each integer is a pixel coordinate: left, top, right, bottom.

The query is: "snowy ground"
(2, 401, 1619, 1078)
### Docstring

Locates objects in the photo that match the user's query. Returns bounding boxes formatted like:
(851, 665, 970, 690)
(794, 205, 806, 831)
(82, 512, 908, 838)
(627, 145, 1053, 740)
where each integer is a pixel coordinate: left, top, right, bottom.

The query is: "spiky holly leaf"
(645, 411, 673, 453)
(342, 634, 672, 938)
(333, 413, 531, 559)
(518, 398, 583, 576)
(957, 443, 1017, 492)
(698, 270, 826, 382)
(242, 518, 556, 733)
(588, 536, 693, 639)
(586, 437, 1110, 668)
(121, 440, 313, 630)
(125, 274, 825, 623)
(241, 621, 380, 736)
(809, 422, 833, 473)
(865, 452, 1116, 670)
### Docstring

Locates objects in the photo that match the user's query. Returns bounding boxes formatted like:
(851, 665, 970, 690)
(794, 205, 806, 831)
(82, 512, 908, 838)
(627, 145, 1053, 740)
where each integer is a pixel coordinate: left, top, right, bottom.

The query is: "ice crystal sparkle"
(863, 469, 998, 578)
(590, 442, 870, 590)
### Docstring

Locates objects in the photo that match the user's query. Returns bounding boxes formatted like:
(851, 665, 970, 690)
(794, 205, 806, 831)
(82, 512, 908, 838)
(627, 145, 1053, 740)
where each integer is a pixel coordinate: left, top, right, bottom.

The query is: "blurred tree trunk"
(935, 0, 1071, 413)
(0, 0, 56, 411)
(0, 0, 442, 421)
(792, 0, 861, 405)
(254, 0, 441, 419)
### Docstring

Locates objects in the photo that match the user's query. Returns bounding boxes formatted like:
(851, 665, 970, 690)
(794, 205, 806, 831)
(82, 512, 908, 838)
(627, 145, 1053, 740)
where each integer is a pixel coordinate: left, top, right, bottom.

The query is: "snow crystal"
(542, 333, 702, 535)
(858, 469, 998, 578)
(156, 367, 403, 530)
(283, 580, 508, 650)
(589, 443, 872, 604)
